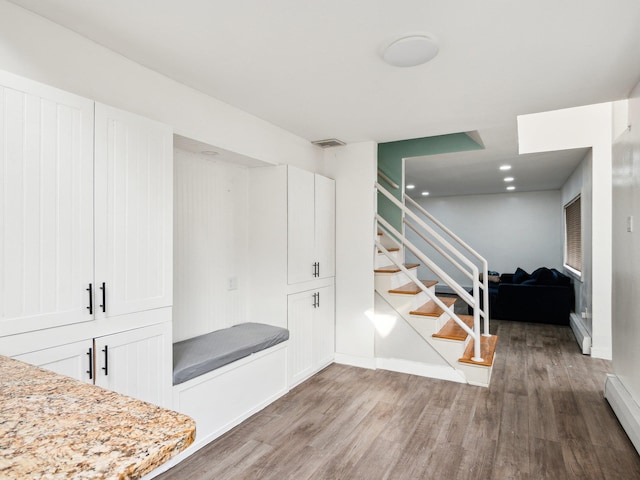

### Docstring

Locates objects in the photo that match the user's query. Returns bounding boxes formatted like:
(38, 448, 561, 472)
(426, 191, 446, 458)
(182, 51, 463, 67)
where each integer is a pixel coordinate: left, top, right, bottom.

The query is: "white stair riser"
(374, 269, 416, 291)
(429, 337, 466, 365)
(375, 249, 401, 269)
(459, 362, 493, 387)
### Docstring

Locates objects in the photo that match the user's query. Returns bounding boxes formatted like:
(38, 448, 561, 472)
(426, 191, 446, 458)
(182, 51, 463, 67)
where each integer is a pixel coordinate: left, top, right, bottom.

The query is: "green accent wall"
(377, 133, 484, 233)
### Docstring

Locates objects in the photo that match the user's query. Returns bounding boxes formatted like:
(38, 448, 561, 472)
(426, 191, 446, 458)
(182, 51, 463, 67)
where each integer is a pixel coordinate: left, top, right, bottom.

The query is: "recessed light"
(506, 186, 516, 191)
(499, 165, 512, 171)
(421, 191, 430, 196)
(382, 34, 439, 67)
(406, 184, 415, 189)
(504, 177, 514, 182)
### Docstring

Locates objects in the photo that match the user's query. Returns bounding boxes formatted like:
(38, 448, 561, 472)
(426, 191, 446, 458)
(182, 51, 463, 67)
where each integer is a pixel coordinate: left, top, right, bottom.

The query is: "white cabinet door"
(94, 104, 173, 319)
(314, 175, 335, 279)
(287, 290, 314, 385)
(287, 166, 315, 284)
(94, 321, 171, 407)
(288, 285, 335, 386)
(13, 340, 94, 384)
(312, 285, 335, 368)
(0, 73, 94, 336)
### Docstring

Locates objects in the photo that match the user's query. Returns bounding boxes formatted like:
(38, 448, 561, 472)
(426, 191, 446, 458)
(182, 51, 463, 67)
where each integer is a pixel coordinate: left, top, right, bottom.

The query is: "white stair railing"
(375, 180, 490, 363)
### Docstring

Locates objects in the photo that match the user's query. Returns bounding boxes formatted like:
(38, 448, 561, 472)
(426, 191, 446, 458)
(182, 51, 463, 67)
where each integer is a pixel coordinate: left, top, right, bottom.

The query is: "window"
(564, 196, 582, 273)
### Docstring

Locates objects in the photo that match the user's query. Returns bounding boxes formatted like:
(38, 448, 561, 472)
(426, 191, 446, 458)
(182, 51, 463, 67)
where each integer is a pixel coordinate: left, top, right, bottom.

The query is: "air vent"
(311, 138, 346, 148)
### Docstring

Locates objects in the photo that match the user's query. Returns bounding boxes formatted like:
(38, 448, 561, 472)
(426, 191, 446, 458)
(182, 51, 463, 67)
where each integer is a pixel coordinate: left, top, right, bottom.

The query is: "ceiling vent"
(311, 138, 346, 148)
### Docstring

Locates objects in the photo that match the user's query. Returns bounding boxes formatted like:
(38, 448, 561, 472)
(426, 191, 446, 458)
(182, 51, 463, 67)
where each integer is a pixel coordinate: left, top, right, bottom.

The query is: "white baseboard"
(334, 353, 377, 370)
(604, 374, 640, 455)
(569, 312, 592, 355)
(376, 357, 466, 383)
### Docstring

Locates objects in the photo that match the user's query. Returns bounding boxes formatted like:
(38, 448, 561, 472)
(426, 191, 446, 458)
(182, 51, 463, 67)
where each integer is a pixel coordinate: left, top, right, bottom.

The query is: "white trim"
(590, 345, 612, 360)
(604, 374, 640, 455)
(334, 353, 377, 370)
(375, 357, 466, 383)
(569, 312, 591, 355)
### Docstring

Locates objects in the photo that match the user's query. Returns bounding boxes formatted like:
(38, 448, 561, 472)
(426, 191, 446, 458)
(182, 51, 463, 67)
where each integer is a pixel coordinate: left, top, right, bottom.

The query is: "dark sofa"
(472, 267, 574, 325)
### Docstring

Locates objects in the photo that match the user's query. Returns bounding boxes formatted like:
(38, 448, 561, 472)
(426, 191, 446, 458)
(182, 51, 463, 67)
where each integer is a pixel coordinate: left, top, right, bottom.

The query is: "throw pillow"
(531, 267, 555, 285)
(513, 267, 531, 284)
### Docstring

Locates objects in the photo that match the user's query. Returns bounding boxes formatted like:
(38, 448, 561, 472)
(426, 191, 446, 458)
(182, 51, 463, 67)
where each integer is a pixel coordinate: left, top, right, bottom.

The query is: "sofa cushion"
(513, 267, 531, 284)
(550, 268, 571, 286)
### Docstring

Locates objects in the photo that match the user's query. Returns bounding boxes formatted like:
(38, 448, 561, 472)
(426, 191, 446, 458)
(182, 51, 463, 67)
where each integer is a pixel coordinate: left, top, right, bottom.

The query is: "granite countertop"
(0, 355, 195, 479)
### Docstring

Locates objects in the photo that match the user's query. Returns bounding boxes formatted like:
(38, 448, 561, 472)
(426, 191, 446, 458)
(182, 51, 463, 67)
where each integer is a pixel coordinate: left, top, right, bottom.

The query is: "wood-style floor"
(157, 321, 640, 479)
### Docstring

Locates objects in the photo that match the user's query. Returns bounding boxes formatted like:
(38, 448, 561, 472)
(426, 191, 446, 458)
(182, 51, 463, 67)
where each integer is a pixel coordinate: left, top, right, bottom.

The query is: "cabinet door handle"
(86, 283, 93, 314)
(317, 262, 320, 277)
(101, 345, 108, 376)
(316, 291, 320, 308)
(99, 282, 106, 313)
(86, 348, 93, 380)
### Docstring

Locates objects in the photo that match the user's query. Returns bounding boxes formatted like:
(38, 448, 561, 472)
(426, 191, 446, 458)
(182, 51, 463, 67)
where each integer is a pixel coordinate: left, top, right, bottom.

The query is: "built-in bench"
(171, 322, 289, 454)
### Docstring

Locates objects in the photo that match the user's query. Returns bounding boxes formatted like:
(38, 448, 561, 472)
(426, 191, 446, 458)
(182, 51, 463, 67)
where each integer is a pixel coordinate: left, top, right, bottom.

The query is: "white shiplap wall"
(173, 148, 249, 342)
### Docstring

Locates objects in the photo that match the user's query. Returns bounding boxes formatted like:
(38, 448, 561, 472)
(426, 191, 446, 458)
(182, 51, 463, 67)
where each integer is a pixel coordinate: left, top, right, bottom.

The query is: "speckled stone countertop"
(0, 355, 195, 479)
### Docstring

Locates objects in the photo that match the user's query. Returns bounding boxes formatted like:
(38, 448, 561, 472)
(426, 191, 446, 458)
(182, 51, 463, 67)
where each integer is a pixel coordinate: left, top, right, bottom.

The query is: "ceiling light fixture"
(499, 165, 512, 171)
(201, 150, 219, 156)
(406, 184, 415, 189)
(504, 177, 514, 182)
(507, 186, 516, 191)
(382, 34, 439, 67)
(421, 191, 430, 196)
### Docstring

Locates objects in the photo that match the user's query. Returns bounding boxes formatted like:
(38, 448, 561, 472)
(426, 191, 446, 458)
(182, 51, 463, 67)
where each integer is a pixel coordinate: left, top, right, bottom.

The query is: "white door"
(287, 166, 315, 284)
(314, 174, 335, 279)
(287, 290, 314, 385)
(312, 285, 335, 368)
(13, 339, 94, 384)
(0, 72, 94, 336)
(94, 104, 173, 319)
(94, 321, 171, 407)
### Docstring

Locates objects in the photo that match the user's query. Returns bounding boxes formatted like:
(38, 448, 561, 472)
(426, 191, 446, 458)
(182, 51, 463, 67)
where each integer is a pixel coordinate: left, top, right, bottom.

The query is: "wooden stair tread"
(459, 335, 498, 367)
(409, 296, 457, 317)
(432, 315, 474, 341)
(374, 263, 419, 273)
(388, 280, 438, 295)
(377, 247, 400, 253)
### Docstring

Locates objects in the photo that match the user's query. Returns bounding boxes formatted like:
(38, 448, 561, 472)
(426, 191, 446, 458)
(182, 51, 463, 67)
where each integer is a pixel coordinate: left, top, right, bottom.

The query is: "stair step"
(388, 280, 438, 295)
(377, 247, 400, 253)
(459, 335, 498, 367)
(374, 263, 419, 274)
(432, 315, 475, 341)
(409, 296, 457, 317)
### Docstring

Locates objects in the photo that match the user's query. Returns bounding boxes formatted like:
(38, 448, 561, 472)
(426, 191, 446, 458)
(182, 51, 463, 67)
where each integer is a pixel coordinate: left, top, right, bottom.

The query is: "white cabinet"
(0, 72, 95, 336)
(94, 104, 173, 318)
(287, 166, 335, 284)
(288, 285, 335, 386)
(0, 75, 173, 336)
(94, 323, 172, 407)
(13, 340, 94, 384)
(12, 323, 171, 407)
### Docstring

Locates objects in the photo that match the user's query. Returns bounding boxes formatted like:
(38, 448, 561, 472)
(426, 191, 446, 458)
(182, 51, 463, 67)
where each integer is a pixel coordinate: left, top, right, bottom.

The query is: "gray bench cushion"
(173, 322, 289, 385)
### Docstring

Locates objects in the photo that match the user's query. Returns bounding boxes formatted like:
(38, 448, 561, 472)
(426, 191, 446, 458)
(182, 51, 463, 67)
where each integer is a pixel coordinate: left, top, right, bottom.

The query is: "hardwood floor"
(157, 321, 640, 479)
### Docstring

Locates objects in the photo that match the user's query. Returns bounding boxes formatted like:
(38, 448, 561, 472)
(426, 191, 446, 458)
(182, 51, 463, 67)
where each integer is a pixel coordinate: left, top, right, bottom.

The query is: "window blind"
(564, 196, 582, 272)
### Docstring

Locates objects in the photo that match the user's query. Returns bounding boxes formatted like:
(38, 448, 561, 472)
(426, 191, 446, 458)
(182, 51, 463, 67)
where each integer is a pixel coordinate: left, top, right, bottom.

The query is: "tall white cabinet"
(250, 165, 336, 387)
(0, 71, 173, 408)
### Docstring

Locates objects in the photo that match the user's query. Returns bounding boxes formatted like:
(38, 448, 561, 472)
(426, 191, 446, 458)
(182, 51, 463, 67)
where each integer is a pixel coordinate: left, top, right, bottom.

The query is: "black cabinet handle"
(99, 282, 106, 313)
(312, 292, 317, 308)
(86, 283, 93, 314)
(317, 262, 320, 277)
(317, 291, 320, 308)
(86, 348, 93, 380)
(101, 345, 108, 376)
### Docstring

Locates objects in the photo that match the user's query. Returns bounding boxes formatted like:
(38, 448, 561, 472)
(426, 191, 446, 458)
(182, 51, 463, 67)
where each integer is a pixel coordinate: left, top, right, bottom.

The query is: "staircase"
(374, 180, 498, 387)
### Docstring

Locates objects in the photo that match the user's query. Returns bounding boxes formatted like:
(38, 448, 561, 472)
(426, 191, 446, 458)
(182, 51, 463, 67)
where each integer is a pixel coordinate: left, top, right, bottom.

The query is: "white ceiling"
(9, 0, 640, 196)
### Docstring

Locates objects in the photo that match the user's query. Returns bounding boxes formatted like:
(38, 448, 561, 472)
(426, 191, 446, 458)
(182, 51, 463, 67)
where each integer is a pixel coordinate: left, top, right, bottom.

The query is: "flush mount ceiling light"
(421, 191, 430, 196)
(499, 165, 512, 171)
(406, 184, 415, 189)
(504, 177, 514, 182)
(507, 186, 516, 191)
(382, 34, 439, 67)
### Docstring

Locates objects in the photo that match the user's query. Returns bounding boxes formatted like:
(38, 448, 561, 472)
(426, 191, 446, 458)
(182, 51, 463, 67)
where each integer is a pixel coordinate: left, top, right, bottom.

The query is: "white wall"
(173, 149, 250, 342)
(612, 81, 640, 404)
(406, 191, 563, 290)
(324, 142, 377, 368)
(518, 102, 613, 359)
(0, 0, 322, 172)
(561, 150, 593, 333)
